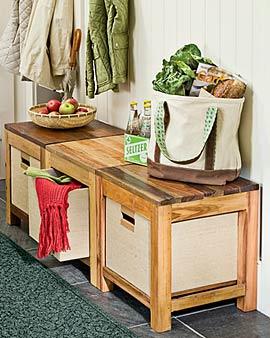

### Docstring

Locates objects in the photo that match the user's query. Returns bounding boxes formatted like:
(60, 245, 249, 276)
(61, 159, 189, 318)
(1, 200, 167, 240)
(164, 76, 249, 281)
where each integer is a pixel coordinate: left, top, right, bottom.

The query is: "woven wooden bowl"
(28, 103, 96, 129)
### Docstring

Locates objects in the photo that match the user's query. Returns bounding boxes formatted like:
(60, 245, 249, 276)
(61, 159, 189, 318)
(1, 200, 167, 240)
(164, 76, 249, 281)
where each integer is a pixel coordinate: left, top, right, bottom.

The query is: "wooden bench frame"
(97, 178, 259, 333)
(5, 124, 259, 333)
(4, 123, 124, 287)
(5, 130, 50, 226)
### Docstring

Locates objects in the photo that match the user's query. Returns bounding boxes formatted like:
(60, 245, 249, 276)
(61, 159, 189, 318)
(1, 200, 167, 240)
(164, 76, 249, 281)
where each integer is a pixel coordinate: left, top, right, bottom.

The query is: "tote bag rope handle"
(154, 101, 218, 165)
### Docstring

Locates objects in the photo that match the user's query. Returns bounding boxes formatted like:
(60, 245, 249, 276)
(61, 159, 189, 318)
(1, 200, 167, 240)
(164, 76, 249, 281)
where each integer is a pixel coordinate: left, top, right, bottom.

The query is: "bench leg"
(94, 176, 113, 292)
(150, 205, 172, 332)
(5, 130, 13, 225)
(237, 190, 259, 311)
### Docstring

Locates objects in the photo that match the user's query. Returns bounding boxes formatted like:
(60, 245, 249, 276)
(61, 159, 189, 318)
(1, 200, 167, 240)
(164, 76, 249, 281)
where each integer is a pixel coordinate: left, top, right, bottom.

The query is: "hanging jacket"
(86, 0, 129, 98)
(19, 0, 73, 90)
(0, 0, 33, 74)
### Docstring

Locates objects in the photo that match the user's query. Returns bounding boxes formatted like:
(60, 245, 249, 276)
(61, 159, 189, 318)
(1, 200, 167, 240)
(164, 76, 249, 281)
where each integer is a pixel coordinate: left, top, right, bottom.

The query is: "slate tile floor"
(1, 180, 270, 337)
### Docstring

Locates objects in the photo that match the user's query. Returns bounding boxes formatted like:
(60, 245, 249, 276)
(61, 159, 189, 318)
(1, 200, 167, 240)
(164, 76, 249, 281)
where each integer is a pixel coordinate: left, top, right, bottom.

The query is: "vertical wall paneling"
(236, 0, 254, 178)
(129, 0, 153, 116)
(252, 0, 270, 317)
(97, 93, 109, 123)
(205, 0, 220, 65)
(150, 0, 164, 91)
(219, 0, 237, 72)
(130, 0, 141, 101)
(176, 0, 191, 46)
(0, 1, 14, 178)
(164, 0, 177, 58)
(190, 0, 206, 53)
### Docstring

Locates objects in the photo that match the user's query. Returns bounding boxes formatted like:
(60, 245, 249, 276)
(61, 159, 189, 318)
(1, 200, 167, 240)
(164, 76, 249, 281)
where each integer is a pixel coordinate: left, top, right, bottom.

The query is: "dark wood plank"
(5, 120, 123, 148)
(97, 164, 259, 205)
(119, 165, 208, 201)
(102, 166, 174, 205)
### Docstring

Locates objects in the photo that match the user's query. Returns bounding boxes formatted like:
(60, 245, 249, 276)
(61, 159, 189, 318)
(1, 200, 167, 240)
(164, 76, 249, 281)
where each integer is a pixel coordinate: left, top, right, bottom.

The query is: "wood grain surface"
(172, 284, 246, 312)
(47, 135, 126, 173)
(237, 190, 259, 312)
(150, 205, 172, 332)
(5, 120, 123, 148)
(97, 164, 259, 205)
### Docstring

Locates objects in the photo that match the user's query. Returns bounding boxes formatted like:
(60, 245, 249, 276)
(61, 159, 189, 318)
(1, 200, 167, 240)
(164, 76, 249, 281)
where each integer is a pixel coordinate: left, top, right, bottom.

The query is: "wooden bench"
(96, 164, 259, 332)
(5, 124, 260, 333)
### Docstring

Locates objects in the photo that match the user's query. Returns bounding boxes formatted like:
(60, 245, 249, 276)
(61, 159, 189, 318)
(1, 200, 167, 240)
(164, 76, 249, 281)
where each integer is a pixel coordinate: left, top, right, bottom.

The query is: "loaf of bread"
(211, 79, 246, 98)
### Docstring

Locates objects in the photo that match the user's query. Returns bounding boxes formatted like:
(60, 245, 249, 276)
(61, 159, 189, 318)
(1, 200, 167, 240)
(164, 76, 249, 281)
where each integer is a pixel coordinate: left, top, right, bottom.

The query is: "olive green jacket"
(86, 0, 129, 98)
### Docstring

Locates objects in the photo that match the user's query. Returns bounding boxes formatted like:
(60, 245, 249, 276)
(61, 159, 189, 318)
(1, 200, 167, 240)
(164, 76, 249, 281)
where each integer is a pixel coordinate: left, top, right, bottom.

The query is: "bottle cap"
(144, 100, 151, 108)
(130, 101, 138, 108)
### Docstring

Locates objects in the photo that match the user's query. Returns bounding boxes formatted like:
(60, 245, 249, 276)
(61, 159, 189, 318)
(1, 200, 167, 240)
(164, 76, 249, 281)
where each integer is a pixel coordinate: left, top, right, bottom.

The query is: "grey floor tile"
(0, 179, 5, 191)
(174, 301, 234, 319)
(0, 199, 6, 224)
(0, 179, 5, 202)
(180, 305, 270, 338)
(131, 319, 201, 338)
(75, 279, 103, 297)
(0, 222, 38, 252)
(28, 249, 64, 268)
(50, 264, 89, 285)
(0, 200, 35, 251)
(89, 288, 150, 327)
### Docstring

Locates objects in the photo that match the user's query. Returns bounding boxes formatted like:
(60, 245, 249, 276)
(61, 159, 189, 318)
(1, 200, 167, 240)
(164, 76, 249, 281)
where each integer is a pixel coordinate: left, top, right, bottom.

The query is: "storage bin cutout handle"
(20, 152, 30, 170)
(121, 206, 135, 232)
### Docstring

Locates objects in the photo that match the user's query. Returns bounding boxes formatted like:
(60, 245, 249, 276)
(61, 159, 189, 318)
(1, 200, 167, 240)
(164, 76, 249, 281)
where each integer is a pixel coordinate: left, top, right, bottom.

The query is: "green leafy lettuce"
(153, 44, 214, 96)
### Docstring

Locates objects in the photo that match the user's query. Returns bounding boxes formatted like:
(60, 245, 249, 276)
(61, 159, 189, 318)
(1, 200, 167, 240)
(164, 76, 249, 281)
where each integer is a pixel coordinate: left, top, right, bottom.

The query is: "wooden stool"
(96, 164, 259, 333)
(45, 135, 126, 286)
(5, 120, 123, 226)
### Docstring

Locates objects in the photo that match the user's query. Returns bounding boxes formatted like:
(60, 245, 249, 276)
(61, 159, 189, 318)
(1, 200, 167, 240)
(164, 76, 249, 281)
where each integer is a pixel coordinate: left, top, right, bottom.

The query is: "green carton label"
(124, 134, 149, 166)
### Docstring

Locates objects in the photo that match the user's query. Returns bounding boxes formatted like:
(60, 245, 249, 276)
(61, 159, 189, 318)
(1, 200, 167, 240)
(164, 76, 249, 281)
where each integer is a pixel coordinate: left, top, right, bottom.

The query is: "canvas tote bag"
(148, 92, 245, 185)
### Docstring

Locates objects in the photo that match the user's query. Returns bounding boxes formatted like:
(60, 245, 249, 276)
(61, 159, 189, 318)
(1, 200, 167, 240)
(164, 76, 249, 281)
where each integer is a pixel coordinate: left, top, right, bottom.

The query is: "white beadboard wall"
(80, 0, 270, 316)
(0, 0, 14, 178)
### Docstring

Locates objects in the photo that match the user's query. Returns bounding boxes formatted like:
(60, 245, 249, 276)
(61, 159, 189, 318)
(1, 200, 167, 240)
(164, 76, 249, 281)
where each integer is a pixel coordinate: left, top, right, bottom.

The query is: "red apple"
(65, 98, 79, 110)
(59, 102, 76, 115)
(77, 107, 88, 113)
(46, 99, 61, 112)
(39, 107, 49, 114)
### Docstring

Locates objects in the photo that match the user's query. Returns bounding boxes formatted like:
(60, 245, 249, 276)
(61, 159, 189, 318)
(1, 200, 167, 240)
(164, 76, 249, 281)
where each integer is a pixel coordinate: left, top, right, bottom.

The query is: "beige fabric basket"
(28, 103, 96, 129)
(106, 198, 238, 295)
(11, 147, 40, 214)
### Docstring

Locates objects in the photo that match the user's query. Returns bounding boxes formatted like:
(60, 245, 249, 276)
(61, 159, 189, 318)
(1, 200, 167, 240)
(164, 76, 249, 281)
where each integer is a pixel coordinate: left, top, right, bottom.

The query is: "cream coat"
(0, 0, 33, 74)
(20, 0, 73, 90)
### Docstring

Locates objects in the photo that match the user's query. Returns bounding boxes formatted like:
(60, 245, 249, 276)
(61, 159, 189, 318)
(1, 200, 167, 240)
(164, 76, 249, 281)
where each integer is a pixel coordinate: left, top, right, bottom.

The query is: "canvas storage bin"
(106, 198, 238, 296)
(148, 92, 245, 185)
(28, 176, 89, 261)
(11, 146, 40, 214)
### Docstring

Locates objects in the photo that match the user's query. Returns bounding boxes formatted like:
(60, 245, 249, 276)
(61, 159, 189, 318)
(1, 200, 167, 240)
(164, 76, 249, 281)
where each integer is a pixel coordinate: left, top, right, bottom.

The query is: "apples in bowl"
(28, 98, 96, 129)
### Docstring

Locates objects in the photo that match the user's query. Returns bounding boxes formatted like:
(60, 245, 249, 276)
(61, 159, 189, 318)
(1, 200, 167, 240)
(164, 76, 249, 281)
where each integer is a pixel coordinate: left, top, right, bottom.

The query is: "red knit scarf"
(35, 178, 81, 259)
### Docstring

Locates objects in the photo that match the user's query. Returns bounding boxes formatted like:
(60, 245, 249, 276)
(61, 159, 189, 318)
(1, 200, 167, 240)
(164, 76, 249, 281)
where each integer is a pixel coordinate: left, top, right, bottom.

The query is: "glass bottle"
(140, 100, 151, 138)
(126, 101, 136, 134)
(127, 101, 140, 135)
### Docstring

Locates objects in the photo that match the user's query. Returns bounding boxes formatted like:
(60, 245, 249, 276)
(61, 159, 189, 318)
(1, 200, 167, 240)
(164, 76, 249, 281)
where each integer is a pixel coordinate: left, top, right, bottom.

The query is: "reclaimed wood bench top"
(46, 135, 126, 172)
(5, 120, 123, 148)
(97, 164, 259, 205)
